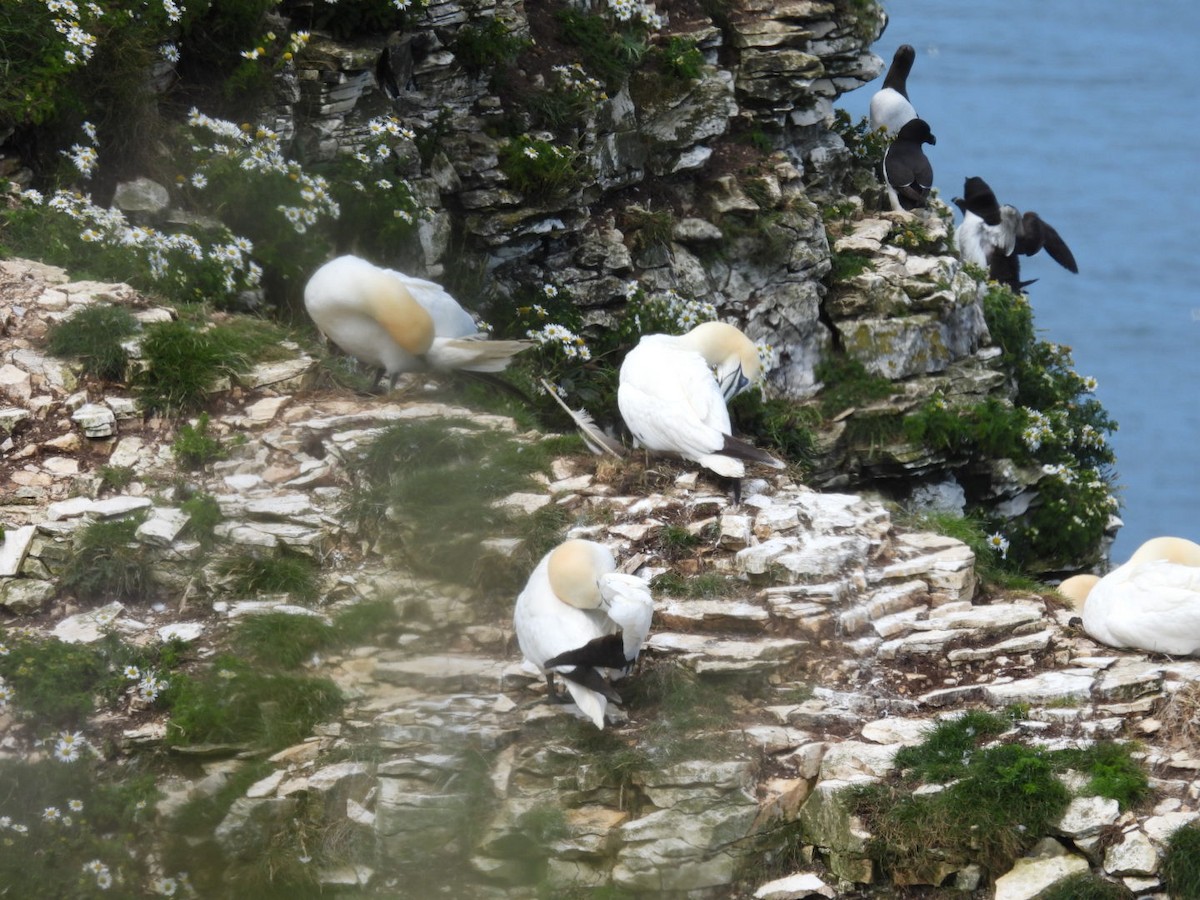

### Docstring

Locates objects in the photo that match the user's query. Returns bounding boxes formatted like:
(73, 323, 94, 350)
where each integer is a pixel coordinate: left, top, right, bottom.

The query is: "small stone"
(158, 622, 205, 643)
(72, 403, 117, 437)
(52, 601, 125, 642)
(0, 526, 37, 577)
(0, 364, 32, 401)
(754, 872, 836, 899)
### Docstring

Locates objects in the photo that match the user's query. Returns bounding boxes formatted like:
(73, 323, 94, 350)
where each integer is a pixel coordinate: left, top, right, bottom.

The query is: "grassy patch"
(651, 571, 741, 599)
(231, 613, 335, 669)
(828, 250, 873, 282)
(164, 655, 341, 750)
(220, 550, 319, 602)
(854, 716, 1151, 882)
(896, 508, 1045, 593)
(728, 392, 817, 471)
(97, 464, 135, 493)
(1039, 874, 1133, 900)
(134, 319, 248, 414)
(172, 412, 227, 470)
(180, 491, 223, 546)
(59, 514, 156, 604)
(45, 303, 139, 382)
(814, 354, 893, 418)
(1162, 823, 1200, 900)
(0, 757, 160, 897)
(0, 631, 180, 727)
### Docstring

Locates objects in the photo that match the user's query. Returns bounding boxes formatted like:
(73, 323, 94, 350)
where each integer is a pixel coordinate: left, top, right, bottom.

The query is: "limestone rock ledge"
(0, 260, 1192, 898)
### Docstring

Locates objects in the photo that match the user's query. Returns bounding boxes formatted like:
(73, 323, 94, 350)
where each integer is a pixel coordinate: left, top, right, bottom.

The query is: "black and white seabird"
(882, 118, 936, 212)
(952, 176, 1078, 294)
(869, 44, 918, 136)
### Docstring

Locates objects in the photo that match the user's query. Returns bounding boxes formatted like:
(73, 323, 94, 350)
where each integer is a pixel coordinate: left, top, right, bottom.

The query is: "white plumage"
(303, 255, 529, 385)
(617, 322, 784, 480)
(1066, 537, 1200, 657)
(513, 539, 654, 728)
(869, 44, 918, 136)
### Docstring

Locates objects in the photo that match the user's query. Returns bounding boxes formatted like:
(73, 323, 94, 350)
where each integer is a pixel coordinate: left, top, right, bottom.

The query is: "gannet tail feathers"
(426, 337, 532, 373)
(721, 434, 786, 470)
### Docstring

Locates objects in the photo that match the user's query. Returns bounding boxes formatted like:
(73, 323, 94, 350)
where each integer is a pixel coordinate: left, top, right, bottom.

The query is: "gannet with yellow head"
(1066, 536, 1200, 656)
(617, 321, 785, 484)
(513, 539, 654, 728)
(304, 255, 530, 388)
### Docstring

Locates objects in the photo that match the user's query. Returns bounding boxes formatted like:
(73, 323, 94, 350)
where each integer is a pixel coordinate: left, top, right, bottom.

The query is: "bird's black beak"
(928, 134, 937, 145)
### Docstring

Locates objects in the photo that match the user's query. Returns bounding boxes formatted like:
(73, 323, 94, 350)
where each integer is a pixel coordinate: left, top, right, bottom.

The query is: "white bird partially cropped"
(304, 255, 530, 388)
(1061, 536, 1200, 656)
(513, 539, 655, 728)
(617, 321, 785, 483)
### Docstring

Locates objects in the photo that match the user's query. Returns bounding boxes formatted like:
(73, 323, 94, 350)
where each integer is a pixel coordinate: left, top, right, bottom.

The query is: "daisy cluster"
(52, 729, 88, 763)
(606, 0, 663, 29)
(83, 859, 114, 891)
(638, 286, 718, 333)
(551, 63, 608, 103)
(42, 0, 104, 66)
(186, 108, 341, 237)
(527, 323, 591, 361)
(23, 188, 261, 294)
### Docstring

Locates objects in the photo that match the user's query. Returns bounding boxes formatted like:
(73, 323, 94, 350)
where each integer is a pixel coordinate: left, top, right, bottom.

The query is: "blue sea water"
(836, 0, 1200, 562)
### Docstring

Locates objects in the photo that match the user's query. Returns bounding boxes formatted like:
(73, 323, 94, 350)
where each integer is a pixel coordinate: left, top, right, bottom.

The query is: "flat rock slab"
(374, 654, 512, 692)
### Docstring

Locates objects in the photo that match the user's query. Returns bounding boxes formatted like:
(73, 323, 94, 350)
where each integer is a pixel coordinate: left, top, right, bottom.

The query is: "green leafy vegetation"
(220, 549, 320, 602)
(854, 715, 1150, 882)
(1039, 874, 1133, 900)
(97, 464, 136, 493)
(134, 320, 247, 414)
(813, 354, 894, 417)
(164, 655, 341, 750)
(0, 756, 161, 898)
(498, 135, 589, 199)
(172, 412, 228, 469)
(59, 515, 156, 605)
(1162, 822, 1200, 900)
(45, 304, 139, 382)
(180, 491, 224, 546)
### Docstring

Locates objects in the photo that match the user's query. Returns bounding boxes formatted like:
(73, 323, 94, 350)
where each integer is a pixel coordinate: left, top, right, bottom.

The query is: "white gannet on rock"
(617, 321, 785, 488)
(869, 44, 918, 136)
(882, 118, 936, 213)
(513, 539, 655, 728)
(1064, 537, 1200, 656)
(953, 176, 1078, 294)
(303, 255, 531, 388)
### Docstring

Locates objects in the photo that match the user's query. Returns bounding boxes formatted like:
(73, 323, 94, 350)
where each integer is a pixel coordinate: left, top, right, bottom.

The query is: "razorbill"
(882, 118, 936, 213)
(953, 176, 1078, 293)
(869, 44, 918, 136)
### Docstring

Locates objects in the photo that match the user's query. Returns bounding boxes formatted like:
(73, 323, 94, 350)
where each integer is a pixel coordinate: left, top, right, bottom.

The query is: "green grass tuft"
(164, 655, 342, 750)
(171, 412, 227, 470)
(60, 515, 156, 604)
(1038, 873, 1134, 900)
(180, 491, 223, 546)
(893, 709, 1012, 782)
(1163, 823, 1200, 900)
(231, 613, 335, 669)
(45, 303, 139, 382)
(220, 550, 320, 602)
(133, 319, 248, 414)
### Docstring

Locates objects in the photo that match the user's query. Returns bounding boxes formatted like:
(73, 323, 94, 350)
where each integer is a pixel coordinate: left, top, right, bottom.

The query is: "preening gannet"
(513, 539, 655, 728)
(953, 176, 1078, 294)
(617, 321, 785, 484)
(1066, 537, 1200, 656)
(882, 118, 936, 213)
(869, 44, 918, 136)
(303, 255, 530, 388)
